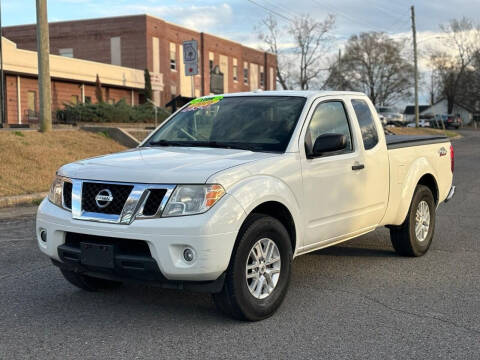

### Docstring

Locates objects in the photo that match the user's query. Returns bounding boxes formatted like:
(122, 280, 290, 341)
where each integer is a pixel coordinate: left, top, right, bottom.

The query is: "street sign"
(183, 40, 198, 63)
(185, 63, 198, 76)
(183, 40, 198, 77)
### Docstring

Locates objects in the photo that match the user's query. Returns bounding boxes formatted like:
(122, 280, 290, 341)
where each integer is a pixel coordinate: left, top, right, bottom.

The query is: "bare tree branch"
(257, 14, 335, 90)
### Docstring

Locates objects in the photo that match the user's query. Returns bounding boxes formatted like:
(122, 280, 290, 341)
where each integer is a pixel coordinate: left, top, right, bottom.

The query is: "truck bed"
(386, 135, 448, 149)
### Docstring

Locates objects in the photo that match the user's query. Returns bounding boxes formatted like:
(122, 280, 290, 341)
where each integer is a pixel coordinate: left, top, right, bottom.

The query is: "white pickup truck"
(37, 91, 455, 321)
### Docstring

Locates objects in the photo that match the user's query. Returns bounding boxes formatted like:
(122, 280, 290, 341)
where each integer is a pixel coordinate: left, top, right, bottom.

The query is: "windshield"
(143, 96, 306, 152)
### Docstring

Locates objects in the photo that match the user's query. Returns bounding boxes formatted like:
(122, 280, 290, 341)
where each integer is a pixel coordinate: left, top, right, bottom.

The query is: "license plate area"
(80, 242, 114, 268)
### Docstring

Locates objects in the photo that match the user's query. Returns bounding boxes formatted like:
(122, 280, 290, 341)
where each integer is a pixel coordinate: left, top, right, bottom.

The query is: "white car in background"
(407, 119, 431, 128)
(377, 106, 405, 125)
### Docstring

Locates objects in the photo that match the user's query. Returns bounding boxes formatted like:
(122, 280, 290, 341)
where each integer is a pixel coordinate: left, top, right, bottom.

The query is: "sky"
(2, 0, 480, 105)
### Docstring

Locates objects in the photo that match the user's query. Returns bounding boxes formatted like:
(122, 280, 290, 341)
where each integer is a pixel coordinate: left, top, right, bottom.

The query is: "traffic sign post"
(183, 40, 198, 97)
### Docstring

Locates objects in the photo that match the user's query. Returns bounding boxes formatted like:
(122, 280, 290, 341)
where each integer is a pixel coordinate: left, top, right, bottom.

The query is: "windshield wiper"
(190, 141, 259, 151)
(147, 139, 260, 152)
(148, 139, 191, 147)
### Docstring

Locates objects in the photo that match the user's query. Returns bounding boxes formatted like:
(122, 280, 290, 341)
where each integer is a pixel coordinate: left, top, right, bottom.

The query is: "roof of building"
(1, 37, 149, 89)
(3, 14, 275, 57)
(403, 105, 431, 115)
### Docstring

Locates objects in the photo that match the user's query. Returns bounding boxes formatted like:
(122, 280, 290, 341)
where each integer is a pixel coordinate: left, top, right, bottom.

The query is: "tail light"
(450, 144, 454, 173)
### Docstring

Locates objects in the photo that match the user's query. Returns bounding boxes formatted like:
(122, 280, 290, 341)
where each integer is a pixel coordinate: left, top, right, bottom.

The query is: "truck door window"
(351, 99, 379, 150)
(305, 101, 353, 156)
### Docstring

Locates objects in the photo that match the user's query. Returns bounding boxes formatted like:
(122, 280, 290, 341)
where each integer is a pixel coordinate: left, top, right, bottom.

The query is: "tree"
(143, 69, 153, 102)
(95, 74, 103, 103)
(325, 32, 414, 106)
(430, 17, 480, 113)
(257, 14, 335, 90)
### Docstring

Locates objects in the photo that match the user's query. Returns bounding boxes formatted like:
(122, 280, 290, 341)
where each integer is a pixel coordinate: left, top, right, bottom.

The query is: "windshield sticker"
(182, 96, 223, 112)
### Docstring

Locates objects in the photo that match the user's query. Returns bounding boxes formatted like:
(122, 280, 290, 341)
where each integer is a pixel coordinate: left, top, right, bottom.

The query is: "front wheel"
(390, 185, 436, 257)
(213, 214, 292, 321)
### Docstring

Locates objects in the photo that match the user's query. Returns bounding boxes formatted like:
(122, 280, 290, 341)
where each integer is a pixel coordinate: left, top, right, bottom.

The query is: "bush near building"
(57, 100, 170, 124)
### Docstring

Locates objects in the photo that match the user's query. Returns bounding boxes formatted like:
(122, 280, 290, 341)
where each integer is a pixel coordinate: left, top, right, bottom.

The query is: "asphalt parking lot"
(1, 130, 479, 359)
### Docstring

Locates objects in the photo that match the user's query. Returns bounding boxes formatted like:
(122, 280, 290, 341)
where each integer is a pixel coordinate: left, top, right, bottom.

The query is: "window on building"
(152, 37, 160, 73)
(171, 85, 177, 97)
(269, 67, 274, 90)
(71, 95, 79, 105)
(59, 48, 73, 58)
(27, 91, 36, 113)
(243, 62, 249, 85)
(170, 43, 177, 71)
(110, 37, 122, 66)
(260, 66, 265, 88)
(306, 101, 353, 156)
(233, 58, 238, 81)
(351, 99, 379, 150)
(85, 96, 92, 104)
(209, 52, 214, 71)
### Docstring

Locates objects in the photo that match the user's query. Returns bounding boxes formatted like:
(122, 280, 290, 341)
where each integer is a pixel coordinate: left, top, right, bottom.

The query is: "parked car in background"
(407, 119, 431, 128)
(432, 114, 461, 129)
(377, 106, 405, 126)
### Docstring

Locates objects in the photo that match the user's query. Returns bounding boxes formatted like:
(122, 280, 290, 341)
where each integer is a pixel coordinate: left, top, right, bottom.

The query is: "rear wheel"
(390, 185, 436, 257)
(60, 269, 122, 291)
(213, 214, 292, 321)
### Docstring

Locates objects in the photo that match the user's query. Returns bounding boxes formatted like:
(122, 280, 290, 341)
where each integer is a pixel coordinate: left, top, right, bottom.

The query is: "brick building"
(1, 37, 148, 126)
(3, 15, 277, 107)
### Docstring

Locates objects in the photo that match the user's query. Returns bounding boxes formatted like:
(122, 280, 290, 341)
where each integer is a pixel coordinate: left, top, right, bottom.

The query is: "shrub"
(57, 100, 170, 124)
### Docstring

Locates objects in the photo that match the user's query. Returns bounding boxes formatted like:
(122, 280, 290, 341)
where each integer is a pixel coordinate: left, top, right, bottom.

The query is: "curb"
(0, 192, 47, 208)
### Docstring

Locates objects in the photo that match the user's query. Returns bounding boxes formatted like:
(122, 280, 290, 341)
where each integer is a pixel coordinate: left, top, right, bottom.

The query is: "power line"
(245, 0, 294, 23)
(260, 0, 302, 20)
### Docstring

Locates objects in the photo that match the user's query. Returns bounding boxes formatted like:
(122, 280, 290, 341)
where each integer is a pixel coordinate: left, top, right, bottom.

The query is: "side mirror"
(309, 133, 347, 158)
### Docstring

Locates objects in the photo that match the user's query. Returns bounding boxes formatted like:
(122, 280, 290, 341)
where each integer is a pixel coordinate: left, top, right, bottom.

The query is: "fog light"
(183, 248, 195, 262)
(40, 230, 47, 243)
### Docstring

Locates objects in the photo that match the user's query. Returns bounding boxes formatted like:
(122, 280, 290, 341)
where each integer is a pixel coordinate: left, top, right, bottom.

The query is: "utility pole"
(0, 0, 5, 128)
(36, 0, 52, 132)
(411, 5, 419, 128)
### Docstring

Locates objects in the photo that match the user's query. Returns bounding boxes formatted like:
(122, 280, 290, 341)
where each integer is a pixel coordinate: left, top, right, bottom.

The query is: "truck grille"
(63, 182, 72, 209)
(82, 182, 133, 215)
(142, 189, 167, 216)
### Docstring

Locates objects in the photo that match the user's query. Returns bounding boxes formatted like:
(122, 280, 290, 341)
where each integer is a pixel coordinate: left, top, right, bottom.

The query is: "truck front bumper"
(36, 194, 246, 286)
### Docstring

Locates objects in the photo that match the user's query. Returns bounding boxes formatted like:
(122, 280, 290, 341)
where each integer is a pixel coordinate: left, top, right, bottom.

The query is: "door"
(300, 99, 369, 247)
(349, 98, 389, 226)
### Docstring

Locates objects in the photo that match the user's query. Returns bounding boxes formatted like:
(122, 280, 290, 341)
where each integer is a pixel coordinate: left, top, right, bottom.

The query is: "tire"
(60, 269, 122, 291)
(390, 185, 436, 257)
(213, 214, 292, 321)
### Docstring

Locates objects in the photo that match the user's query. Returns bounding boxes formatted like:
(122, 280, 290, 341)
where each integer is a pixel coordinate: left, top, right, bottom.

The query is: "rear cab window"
(351, 99, 379, 150)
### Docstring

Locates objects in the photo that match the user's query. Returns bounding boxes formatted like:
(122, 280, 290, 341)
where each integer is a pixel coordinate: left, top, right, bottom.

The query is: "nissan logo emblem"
(95, 189, 114, 208)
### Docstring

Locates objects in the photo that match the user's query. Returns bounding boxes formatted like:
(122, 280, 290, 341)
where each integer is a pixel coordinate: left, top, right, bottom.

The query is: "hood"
(58, 146, 278, 184)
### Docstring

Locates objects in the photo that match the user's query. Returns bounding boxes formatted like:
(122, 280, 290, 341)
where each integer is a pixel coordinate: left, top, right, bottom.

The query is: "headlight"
(162, 184, 225, 217)
(48, 175, 69, 208)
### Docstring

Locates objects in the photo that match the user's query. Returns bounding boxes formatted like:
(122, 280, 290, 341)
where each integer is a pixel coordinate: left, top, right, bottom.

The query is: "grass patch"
(13, 131, 24, 137)
(0, 130, 127, 197)
(388, 127, 459, 138)
(31, 198, 43, 206)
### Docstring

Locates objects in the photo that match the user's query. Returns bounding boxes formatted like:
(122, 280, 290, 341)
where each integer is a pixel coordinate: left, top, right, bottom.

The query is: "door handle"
(352, 163, 365, 171)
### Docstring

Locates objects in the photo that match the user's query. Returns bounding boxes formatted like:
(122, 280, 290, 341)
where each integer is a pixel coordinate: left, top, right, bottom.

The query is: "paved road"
(1, 131, 479, 359)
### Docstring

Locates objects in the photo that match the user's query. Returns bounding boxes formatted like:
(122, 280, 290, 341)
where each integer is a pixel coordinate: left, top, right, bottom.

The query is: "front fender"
(227, 175, 304, 252)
